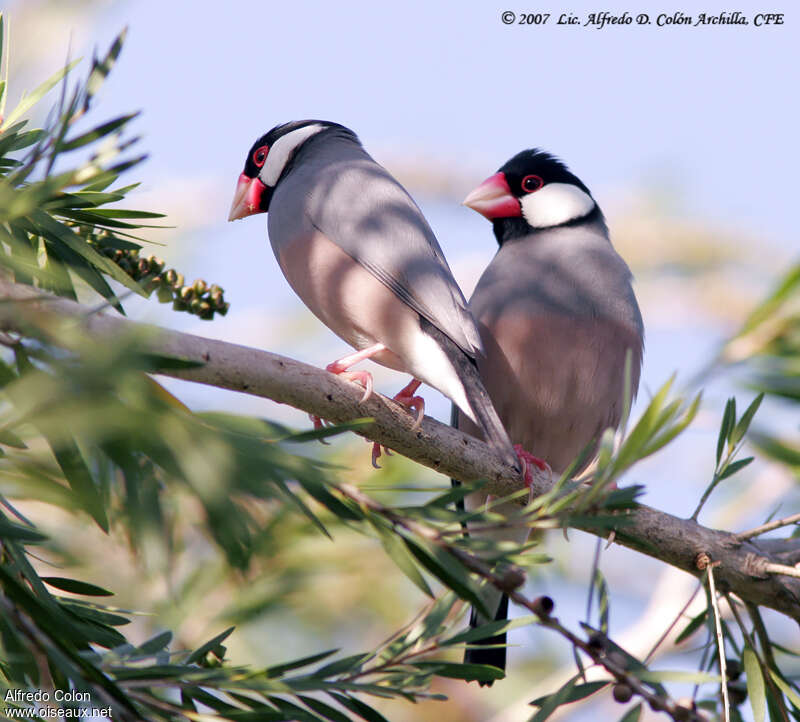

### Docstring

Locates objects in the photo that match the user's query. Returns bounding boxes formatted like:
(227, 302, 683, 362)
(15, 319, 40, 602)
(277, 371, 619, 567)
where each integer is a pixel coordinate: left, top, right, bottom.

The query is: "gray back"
(268, 131, 483, 358)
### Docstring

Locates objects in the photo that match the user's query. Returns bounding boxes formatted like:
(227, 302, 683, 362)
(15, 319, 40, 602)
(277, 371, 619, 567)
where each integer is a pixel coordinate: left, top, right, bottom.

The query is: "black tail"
(451, 404, 508, 686)
(424, 319, 518, 471)
(464, 593, 509, 686)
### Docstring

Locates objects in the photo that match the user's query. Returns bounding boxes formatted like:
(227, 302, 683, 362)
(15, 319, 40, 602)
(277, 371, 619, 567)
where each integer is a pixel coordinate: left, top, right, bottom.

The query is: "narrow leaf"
(717, 398, 736, 465)
(266, 649, 339, 678)
(743, 646, 766, 722)
(41, 577, 113, 597)
(730, 393, 764, 447)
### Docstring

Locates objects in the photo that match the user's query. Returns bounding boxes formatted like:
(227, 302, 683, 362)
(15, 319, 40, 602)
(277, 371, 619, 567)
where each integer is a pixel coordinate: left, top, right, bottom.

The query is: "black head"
(228, 119, 353, 221)
(463, 149, 600, 242)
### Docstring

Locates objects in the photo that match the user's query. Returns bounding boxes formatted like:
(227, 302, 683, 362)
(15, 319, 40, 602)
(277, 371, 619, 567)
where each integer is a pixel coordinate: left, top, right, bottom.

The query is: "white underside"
(405, 330, 476, 425)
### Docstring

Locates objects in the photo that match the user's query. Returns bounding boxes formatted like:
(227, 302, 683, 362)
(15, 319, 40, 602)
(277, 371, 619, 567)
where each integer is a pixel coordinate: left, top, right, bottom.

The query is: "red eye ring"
(521, 174, 543, 193)
(252, 145, 269, 168)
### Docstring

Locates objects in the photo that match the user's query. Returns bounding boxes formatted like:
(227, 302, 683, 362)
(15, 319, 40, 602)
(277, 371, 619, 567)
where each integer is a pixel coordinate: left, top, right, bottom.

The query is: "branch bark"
(2, 276, 800, 623)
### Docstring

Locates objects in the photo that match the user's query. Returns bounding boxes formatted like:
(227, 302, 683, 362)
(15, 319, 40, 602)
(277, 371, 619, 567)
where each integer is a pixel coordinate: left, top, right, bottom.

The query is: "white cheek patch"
(260, 123, 325, 186)
(520, 182, 595, 228)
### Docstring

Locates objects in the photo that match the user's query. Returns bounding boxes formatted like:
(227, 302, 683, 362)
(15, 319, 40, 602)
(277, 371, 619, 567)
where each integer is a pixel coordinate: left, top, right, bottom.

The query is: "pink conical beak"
(228, 173, 267, 221)
(462, 172, 520, 220)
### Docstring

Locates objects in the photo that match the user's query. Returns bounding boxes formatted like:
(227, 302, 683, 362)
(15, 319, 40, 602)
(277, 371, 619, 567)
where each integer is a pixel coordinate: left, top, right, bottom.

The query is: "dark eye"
(521, 175, 543, 193)
(252, 145, 269, 168)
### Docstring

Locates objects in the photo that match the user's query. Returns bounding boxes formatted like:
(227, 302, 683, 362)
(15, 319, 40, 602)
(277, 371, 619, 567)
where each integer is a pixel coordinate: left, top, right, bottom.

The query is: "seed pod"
(612, 684, 632, 703)
(587, 632, 608, 654)
(496, 566, 525, 594)
(727, 681, 747, 706)
(193, 279, 207, 295)
(531, 595, 554, 618)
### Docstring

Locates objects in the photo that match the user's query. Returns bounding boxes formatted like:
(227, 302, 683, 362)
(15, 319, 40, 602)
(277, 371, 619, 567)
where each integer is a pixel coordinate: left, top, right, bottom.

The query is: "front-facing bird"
(228, 120, 519, 470)
(458, 149, 645, 682)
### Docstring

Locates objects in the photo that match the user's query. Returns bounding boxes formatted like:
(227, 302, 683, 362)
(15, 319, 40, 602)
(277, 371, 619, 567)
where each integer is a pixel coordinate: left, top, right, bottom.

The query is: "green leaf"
(41, 577, 113, 597)
(185, 626, 235, 665)
(85, 28, 127, 107)
(328, 693, 390, 722)
(30, 209, 147, 297)
(265, 697, 324, 722)
(412, 660, 505, 683)
(0, 428, 27, 448)
(446, 615, 539, 646)
(266, 649, 339, 678)
(718, 457, 754, 481)
(769, 670, 800, 710)
(717, 397, 736, 465)
(0, 517, 47, 542)
(136, 630, 173, 656)
(594, 568, 610, 635)
(12, 344, 108, 533)
(3, 59, 81, 129)
(732, 263, 800, 338)
(57, 113, 139, 152)
(402, 534, 489, 618)
(637, 669, 721, 684)
(528, 674, 585, 721)
(743, 646, 765, 722)
(530, 681, 609, 708)
(311, 653, 372, 679)
(675, 609, 708, 644)
(370, 518, 433, 597)
(297, 695, 352, 722)
(612, 377, 676, 475)
(729, 393, 764, 447)
(616, 703, 642, 722)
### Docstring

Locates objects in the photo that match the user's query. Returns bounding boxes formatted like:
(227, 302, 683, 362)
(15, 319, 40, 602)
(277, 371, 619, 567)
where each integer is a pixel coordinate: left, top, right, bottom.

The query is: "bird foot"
(324, 344, 386, 404)
(392, 378, 425, 430)
(325, 365, 374, 403)
(308, 413, 333, 444)
(514, 444, 550, 487)
(369, 439, 393, 468)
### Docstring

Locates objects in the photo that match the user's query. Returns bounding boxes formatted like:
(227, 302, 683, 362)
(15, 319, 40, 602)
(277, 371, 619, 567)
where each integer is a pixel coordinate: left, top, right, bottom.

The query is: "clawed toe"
(309, 413, 331, 444)
(514, 444, 550, 487)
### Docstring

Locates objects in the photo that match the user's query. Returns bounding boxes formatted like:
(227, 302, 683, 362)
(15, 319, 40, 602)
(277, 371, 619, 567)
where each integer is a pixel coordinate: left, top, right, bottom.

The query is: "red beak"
(462, 172, 520, 220)
(228, 173, 267, 221)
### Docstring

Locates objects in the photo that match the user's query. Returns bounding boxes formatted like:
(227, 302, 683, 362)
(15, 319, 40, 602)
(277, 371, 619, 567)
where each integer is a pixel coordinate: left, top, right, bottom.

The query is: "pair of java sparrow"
(228, 119, 644, 683)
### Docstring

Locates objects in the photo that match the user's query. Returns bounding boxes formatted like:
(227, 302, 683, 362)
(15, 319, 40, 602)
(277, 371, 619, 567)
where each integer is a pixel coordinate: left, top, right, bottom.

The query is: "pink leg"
(310, 344, 386, 440)
(325, 342, 386, 403)
(514, 444, 550, 487)
(370, 438, 393, 469)
(371, 377, 425, 468)
(308, 413, 331, 444)
(392, 378, 425, 430)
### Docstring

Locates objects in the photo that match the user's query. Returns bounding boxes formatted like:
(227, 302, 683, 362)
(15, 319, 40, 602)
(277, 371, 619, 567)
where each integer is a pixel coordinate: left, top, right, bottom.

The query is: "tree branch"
(2, 276, 800, 624)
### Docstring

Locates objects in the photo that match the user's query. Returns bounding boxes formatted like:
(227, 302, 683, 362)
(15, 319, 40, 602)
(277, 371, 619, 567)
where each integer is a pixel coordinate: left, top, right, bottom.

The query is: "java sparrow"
(456, 149, 644, 681)
(228, 120, 519, 470)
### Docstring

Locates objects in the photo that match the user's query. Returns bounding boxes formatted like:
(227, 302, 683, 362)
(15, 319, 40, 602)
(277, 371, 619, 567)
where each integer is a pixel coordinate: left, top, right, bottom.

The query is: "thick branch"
(2, 277, 800, 623)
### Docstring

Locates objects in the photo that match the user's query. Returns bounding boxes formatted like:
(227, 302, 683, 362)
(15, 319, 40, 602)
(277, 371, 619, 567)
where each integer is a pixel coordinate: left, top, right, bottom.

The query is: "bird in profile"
(457, 148, 644, 683)
(228, 120, 519, 470)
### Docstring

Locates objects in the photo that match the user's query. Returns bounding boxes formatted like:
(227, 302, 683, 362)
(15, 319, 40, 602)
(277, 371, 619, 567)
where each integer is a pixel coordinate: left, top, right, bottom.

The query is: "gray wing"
(302, 155, 483, 358)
